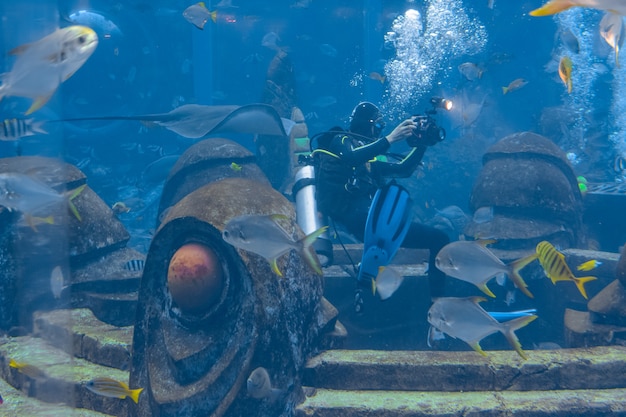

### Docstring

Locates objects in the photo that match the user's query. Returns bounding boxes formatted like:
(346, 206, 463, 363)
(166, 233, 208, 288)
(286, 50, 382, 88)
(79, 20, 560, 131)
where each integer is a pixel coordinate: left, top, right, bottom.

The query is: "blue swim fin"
(357, 182, 413, 285)
(488, 309, 537, 322)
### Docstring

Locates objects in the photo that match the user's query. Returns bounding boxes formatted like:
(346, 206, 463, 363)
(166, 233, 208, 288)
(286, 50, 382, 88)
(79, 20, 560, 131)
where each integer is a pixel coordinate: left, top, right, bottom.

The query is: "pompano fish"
(535, 241, 597, 299)
(599, 12, 625, 67)
(247, 367, 282, 400)
(427, 296, 537, 359)
(435, 240, 536, 298)
(0, 26, 98, 115)
(50, 266, 65, 299)
(530, 0, 626, 16)
(84, 377, 143, 403)
(222, 214, 327, 277)
(183, 2, 217, 30)
(0, 173, 85, 221)
(371, 266, 404, 300)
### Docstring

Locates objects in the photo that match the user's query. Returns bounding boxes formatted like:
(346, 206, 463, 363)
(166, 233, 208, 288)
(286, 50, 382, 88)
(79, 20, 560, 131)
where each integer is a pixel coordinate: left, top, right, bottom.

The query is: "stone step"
(33, 309, 132, 371)
(0, 376, 112, 416)
(303, 347, 626, 391)
(295, 387, 626, 417)
(0, 335, 135, 416)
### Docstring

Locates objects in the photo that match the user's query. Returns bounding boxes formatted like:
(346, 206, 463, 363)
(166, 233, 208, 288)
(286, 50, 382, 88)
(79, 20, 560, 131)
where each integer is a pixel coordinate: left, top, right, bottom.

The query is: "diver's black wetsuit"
(315, 132, 449, 298)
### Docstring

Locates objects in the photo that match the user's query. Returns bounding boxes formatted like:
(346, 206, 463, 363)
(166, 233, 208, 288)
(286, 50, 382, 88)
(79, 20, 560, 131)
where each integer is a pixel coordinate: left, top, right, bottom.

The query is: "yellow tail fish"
(535, 241, 597, 299)
(558, 56, 573, 93)
(530, 0, 626, 16)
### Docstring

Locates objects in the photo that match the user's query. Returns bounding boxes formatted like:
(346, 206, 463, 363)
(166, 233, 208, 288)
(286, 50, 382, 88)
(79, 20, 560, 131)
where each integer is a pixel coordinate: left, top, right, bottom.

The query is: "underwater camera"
(407, 97, 452, 147)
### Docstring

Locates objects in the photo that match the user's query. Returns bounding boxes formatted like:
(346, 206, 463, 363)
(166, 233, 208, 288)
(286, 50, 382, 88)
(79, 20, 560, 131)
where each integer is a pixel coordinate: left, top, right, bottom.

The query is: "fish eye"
(222, 230, 230, 239)
(78, 35, 86, 44)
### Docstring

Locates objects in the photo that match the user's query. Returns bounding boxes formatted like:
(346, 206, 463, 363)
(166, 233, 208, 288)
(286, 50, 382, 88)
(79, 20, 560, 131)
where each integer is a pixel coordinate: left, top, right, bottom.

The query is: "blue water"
(1, 1, 621, 222)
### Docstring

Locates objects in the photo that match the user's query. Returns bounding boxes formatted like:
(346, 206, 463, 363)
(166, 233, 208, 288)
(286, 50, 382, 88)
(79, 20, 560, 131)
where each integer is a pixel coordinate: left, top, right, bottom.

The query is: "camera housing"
(407, 114, 445, 147)
(407, 96, 450, 147)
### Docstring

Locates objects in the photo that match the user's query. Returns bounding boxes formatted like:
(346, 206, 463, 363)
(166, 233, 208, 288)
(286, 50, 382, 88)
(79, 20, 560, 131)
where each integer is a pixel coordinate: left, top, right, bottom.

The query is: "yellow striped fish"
(84, 377, 143, 403)
(535, 241, 597, 299)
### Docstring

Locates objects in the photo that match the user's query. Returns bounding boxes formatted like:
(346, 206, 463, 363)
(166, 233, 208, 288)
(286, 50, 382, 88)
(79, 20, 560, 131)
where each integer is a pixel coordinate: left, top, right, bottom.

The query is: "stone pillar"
(130, 175, 335, 417)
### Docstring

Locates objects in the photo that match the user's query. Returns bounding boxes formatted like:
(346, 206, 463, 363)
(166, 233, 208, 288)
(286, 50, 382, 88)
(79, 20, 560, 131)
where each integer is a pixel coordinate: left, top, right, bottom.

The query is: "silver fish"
(183, 2, 216, 30)
(427, 296, 537, 359)
(223, 214, 327, 277)
(0, 173, 84, 221)
(372, 266, 404, 300)
(0, 118, 47, 141)
(435, 240, 535, 298)
(247, 367, 272, 399)
(0, 173, 64, 214)
(50, 266, 64, 299)
(0, 26, 98, 115)
(600, 12, 625, 67)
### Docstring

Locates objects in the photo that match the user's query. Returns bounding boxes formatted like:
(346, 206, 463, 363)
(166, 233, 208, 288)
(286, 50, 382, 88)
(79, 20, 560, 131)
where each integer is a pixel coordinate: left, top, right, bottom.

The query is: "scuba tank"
(292, 165, 333, 267)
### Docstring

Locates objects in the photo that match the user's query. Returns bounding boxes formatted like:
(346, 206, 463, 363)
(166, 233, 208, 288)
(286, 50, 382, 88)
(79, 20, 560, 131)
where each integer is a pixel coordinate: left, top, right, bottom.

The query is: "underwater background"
(1, 0, 624, 255)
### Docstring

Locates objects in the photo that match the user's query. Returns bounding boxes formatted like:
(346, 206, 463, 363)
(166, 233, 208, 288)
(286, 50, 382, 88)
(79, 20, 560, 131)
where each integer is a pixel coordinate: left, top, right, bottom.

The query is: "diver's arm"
(372, 144, 427, 178)
(329, 134, 391, 166)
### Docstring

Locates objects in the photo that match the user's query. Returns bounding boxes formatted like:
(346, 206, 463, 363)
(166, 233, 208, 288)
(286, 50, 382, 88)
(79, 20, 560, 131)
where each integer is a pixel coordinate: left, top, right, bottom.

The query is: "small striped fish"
(0, 118, 47, 141)
(535, 241, 597, 299)
(84, 377, 143, 403)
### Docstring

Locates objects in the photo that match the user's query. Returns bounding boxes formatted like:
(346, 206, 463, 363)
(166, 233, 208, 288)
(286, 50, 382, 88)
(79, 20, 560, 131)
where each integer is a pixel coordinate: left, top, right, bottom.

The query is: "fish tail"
(468, 341, 487, 357)
(371, 275, 377, 296)
(9, 358, 18, 368)
(574, 276, 597, 299)
(31, 120, 48, 135)
(502, 86, 508, 94)
(508, 253, 538, 299)
(67, 184, 86, 222)
(210, 10, 218, 23)
(477, 283, 496, 298)
(270, 258, 284, 277)
(529, 0, 575, 16)
(502, 315, 538, 360)
(129, 387, 143, 404)
(299, 225, 328, 275)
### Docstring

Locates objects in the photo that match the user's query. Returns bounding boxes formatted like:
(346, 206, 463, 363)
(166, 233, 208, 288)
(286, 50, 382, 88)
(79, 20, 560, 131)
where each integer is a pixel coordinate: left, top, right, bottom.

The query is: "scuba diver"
(312, 101, 450, 310)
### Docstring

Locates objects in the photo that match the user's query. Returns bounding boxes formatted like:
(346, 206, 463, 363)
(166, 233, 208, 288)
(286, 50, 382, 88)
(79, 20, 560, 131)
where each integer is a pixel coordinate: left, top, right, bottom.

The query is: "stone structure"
(465, 131, 584, 251)
(131, 167, 337, 415)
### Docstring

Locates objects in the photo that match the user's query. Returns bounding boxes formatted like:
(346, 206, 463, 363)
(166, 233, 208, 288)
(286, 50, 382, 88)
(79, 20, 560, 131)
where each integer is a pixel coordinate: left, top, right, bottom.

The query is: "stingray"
(56, 103, 295, 139)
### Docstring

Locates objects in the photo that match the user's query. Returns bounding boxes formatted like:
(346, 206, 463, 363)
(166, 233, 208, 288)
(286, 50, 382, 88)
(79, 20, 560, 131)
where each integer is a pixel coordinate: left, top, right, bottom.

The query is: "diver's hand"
(385, 119, 417, 144)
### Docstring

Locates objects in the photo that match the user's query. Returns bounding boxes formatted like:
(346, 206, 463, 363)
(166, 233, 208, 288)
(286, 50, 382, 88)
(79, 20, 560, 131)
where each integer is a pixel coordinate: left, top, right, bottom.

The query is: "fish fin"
(129, 387, 143, 404)
(67, 184, 86, 222)
(299, 225, 328, 275)
(573, 276, 597, 299)
(9, 358, 18, 368)
(469, 295, 488, 304)
(477, 283, 496, 298)
(468, 341, 488, 357)
(25, 94, 54, 115)
(31, 120, 48, 135)
(507, 254, 538, 299)
(476, 238, 497, 246)
(529, 0, 575, 16)
(210, 10, 218, 23)
(502, 315, 538, 360)
(270, 258, 283, 277)
(502, 86, 508, 94)
(8, 44, 31, 55)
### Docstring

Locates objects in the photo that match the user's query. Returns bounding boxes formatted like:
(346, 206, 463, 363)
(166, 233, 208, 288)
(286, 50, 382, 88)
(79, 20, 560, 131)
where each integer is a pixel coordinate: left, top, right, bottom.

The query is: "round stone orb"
(167, 243, 224, 314)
